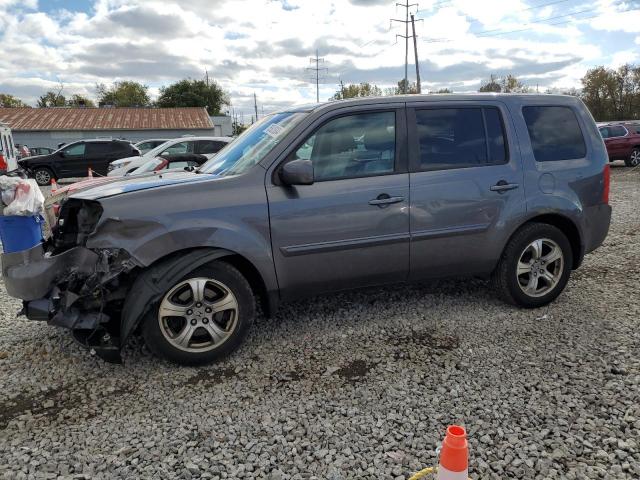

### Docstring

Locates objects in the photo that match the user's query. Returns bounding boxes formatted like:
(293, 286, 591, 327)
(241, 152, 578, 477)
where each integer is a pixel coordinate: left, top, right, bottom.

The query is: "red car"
(598, 122, 640, 167)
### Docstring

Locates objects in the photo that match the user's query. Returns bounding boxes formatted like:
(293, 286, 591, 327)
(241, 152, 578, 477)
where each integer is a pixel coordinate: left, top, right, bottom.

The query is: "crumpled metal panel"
(1, 245, 99, 300)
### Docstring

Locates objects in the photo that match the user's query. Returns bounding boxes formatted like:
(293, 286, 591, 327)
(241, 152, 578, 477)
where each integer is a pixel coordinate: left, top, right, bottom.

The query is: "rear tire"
(625, 148, 640, 167)
(491, 223, 573, 308)
(141, 261, 255, 365)
(33, 167, 54, 186)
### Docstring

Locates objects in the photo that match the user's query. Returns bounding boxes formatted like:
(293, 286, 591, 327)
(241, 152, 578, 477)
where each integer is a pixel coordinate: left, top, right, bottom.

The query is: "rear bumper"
(583, 203, 612, 255)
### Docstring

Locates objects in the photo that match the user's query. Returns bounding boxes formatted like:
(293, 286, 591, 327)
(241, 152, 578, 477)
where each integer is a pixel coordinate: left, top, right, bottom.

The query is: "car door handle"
(490, 181, 519, 193)
(369, 195, 404, 206)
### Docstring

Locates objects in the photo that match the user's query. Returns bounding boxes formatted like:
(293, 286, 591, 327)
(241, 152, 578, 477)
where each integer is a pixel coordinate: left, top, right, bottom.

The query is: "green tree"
(430, 88, 452, 94)
(332, 82, 382, 100)
(479, 74, 502, 92)
(232, 120, 248, 136)
(0, 93, 29, 107)
(156, 79, 229, 115)
(37, 91, 66, 107)
(581, 64, 640, 121)
(66, 94, 95, 107)
(96, 81, 151, 107)
(385, 79, 419, 95)
(501, 74, 529, 93)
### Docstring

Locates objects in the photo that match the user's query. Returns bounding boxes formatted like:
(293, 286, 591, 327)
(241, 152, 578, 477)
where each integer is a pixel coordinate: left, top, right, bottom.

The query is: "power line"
(421, 4, 637, 43)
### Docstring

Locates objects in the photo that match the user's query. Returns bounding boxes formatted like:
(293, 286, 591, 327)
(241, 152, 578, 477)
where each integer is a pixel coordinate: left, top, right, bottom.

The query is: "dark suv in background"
(3, 94, 611, 365)
(598, 121, 640, 167)
(18, 139, 139, 185)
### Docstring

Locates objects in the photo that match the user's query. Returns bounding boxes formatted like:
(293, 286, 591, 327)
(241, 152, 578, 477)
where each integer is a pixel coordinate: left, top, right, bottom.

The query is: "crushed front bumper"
(1, 244, 136, 363)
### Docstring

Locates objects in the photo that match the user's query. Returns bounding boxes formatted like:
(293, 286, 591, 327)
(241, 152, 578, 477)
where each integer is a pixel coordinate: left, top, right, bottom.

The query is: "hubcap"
(157, 277, 238, 352)
(631, 150, 640, 166)
(35, 170, 51, 185)
(516, 238, 564, 298)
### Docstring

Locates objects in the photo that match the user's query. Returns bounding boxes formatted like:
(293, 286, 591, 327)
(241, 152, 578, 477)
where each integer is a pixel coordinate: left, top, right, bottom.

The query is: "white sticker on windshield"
(264, 123, 285, 138)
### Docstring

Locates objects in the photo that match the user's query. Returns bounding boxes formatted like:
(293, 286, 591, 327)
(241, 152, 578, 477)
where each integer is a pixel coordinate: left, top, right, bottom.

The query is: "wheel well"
(523, 214, 582, 269)
(218, 254, 270, 315)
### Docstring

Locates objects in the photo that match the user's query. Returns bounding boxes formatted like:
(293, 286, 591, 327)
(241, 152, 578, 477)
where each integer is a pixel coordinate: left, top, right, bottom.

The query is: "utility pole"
(392, 2, 418, 93)
(307, 49, 327, 103)
(411, 14, 422, 94)
(253, 92, 259, 121)
(205, 69, 209, 86)
(339, 79, 345, 99)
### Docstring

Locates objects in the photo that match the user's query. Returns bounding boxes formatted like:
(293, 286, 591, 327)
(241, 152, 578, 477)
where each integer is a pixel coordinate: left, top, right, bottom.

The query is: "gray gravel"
(1, 164, 639, 479)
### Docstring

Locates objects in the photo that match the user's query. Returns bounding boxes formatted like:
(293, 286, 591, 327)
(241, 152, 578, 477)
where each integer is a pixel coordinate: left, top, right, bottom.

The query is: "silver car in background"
(108, 136, 232, 176)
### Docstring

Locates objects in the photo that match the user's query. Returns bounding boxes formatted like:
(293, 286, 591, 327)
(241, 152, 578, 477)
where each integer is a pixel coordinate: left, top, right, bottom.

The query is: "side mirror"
(280, 159, 314, 186)
(184, 165, 196, 172)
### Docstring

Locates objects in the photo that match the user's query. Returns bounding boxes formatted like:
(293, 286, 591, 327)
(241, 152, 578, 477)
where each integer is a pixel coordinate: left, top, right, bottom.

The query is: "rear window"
(523, 106, 586, 162)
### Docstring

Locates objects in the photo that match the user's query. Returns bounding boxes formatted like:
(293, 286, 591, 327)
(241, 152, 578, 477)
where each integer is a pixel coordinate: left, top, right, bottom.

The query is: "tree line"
(0, 78, 229, 116)
(2, 64, 639, 122)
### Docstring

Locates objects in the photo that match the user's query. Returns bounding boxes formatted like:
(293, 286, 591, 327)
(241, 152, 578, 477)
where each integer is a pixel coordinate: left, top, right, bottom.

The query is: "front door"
(267, 108, 410, 300)
(57, 142, 87, 177)
(407, 103, 526, 279)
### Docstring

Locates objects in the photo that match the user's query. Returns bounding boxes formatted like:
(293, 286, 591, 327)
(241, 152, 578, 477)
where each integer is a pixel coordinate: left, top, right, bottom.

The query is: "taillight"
(602, 164, 610, 204)
(0, 153, 7, 171)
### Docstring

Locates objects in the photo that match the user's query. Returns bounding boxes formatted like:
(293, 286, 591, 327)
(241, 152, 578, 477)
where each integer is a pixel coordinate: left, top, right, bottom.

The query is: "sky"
(0, 0, 639, 118)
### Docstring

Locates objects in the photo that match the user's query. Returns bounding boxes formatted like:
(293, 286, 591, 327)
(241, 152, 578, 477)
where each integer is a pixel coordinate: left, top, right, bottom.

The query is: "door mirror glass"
(280, 159, 314, 185)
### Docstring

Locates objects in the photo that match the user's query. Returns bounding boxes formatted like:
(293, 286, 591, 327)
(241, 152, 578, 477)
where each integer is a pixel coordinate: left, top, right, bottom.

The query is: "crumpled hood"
(70, 170, 217, 200)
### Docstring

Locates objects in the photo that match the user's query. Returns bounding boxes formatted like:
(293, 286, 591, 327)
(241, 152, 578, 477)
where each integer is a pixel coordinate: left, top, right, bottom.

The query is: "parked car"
(2, 94, 611, 366)
(134, 139, 170, 155)
(597, 121, 640, 167)
(29, 147, 55, 156)
(128, 153, 209, 176)
(17, 139, 140, 185)
(0, 122, 18, 173)
(108, 137, 232, 176)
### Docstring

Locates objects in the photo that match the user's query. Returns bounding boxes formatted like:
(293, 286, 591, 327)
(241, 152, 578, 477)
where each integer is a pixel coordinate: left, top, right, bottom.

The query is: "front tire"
(33, 167, 54, 186)
(492, 223, 573, 308)
(141, 261, 255, 365)
(625, 148, 640, 167)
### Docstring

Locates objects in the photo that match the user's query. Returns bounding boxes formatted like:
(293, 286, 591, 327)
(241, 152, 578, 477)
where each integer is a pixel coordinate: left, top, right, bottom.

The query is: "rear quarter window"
(523, 106, 586, 162)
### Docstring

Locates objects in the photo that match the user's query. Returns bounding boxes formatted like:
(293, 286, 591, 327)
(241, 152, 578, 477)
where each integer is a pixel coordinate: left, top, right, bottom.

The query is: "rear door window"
(196, 140, 224, 154)
(86, 143, 111, 155)
(522, 106, 586, 162)
(414, 107, 507, 170)
(607, 125, 627, 137)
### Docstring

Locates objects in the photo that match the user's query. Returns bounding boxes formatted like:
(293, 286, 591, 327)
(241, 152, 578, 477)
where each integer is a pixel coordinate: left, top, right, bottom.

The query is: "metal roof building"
(0, 107, 227, 149)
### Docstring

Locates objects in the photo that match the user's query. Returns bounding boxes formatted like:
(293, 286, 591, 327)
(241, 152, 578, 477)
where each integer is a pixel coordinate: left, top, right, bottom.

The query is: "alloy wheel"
(630, 149, 640, 167)
(157, 277, 239, 352)
(35, 169, 51, 185)
(516, 238, 564, 298)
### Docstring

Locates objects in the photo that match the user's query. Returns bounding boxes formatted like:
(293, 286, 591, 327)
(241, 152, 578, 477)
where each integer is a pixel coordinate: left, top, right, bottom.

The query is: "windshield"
(199, 112, 307, 176)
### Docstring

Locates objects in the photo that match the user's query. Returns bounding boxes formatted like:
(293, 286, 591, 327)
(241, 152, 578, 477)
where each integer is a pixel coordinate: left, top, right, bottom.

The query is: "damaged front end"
(2, 198, 139, 363)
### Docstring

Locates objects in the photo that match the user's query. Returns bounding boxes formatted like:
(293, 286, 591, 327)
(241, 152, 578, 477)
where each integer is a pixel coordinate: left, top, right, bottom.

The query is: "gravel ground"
(1, 165, 638, 480)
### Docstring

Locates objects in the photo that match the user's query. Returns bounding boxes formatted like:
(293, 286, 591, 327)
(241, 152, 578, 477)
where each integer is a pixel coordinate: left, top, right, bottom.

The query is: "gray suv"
(2, 94, 611, 365)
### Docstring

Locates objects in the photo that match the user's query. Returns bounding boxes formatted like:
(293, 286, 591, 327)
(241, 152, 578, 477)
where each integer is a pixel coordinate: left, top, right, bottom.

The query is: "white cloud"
(0, 0, 637, 112)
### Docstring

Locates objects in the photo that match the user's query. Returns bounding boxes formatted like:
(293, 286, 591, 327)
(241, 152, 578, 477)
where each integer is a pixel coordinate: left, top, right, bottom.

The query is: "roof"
(281, 93, 583, 115)
(0, 107, 214, 131)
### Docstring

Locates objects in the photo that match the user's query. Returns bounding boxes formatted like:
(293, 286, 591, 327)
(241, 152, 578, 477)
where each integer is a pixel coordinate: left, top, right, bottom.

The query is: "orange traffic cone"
(50, 178, 59, 193)
(88, 167, 93, 178)
(436, 425, 469, 480)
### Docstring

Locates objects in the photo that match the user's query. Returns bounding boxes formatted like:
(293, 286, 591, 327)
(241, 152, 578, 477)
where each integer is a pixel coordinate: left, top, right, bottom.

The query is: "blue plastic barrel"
(0, 215, 44, 254)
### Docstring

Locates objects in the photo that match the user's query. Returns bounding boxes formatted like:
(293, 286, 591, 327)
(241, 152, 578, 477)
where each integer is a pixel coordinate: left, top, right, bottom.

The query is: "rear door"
(407, 101, 526, 279)
(602, 125, 629, 159)
(267, 106, 410, 299)
(84, 142, 114, 175)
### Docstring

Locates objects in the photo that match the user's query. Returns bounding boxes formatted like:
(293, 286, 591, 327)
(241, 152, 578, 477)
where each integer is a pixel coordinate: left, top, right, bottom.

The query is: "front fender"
(119, 248, 234, 343)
